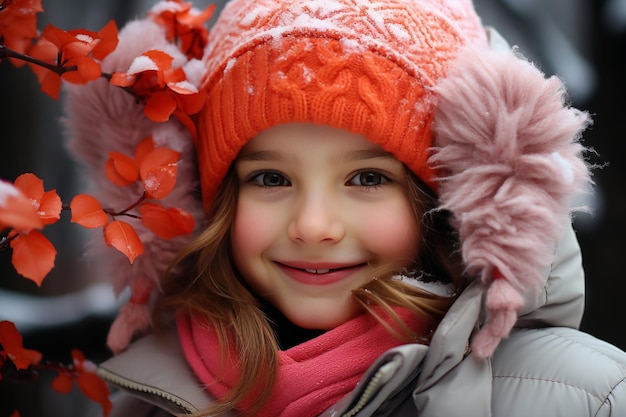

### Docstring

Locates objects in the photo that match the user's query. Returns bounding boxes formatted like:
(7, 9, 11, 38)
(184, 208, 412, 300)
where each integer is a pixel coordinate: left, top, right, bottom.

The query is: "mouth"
(275, 262, 367, 285)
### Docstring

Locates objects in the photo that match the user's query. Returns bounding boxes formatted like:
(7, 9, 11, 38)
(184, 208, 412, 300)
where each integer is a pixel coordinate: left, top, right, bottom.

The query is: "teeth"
(305, 269, 331, 274)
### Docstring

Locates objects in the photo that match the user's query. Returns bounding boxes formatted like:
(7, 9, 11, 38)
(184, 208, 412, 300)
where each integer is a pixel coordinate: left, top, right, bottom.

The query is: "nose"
(287, 191, 345, 244)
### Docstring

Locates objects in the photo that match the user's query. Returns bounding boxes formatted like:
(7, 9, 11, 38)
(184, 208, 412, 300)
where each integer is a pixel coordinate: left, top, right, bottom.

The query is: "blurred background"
(1, 0, 625, 415)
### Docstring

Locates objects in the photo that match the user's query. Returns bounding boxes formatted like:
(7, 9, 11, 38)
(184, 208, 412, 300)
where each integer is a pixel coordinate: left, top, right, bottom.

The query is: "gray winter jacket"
(97, 225, 626, 417)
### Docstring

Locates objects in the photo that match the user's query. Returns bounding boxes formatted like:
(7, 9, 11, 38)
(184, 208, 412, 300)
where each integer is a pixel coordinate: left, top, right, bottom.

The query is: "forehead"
(239, 123, 389, 157)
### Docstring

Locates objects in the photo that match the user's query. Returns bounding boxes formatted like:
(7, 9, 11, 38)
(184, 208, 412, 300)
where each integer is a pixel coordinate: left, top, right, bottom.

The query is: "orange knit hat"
(196, 0, 488, 209)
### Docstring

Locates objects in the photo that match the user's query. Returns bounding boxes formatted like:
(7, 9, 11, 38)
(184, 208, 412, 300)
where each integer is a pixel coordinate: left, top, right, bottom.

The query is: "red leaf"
(142, 49, 174, 72)
(103, 220, 144, 263)
(138, 202, 195, 239)
(113, 50, 174, 92)
(134, 137, 156, 167)
(0, 0, 43, 56)
(0, 321, 42, 370)
(172, 109, 198, 141)
(72, 350, 112, 416)
(139, 148, 180, 199)
(40, 71, 62, 100)
(27, 36, 58, 72)
(38, 24, 110, 86)
(144, 91, 177, 122)
(50, 371, 74, 394)
(40, 24, 80, 49)
(149, 2, 213, 60)
(70, 194, 109, 228)
(37, 189, 62, 226)
(63, 55, 101, 84)
(10, 231, 57, 286)
(26, 36, 62, 99)
(161, 65, 186, 85)
(92, 20, 119, 61)
(177, 88, 206, 115)
(105, 152, 139, 186)
(167, 79, 197, 95)
(109, 72, 136, 87)
(14, 173, 44, 201)
(0, 180, 42, 232)
(13, 173, 62, 225)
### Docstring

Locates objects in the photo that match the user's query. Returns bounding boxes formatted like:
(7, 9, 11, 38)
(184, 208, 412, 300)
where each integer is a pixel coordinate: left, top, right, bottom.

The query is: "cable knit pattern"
(196, 0, 487, 208)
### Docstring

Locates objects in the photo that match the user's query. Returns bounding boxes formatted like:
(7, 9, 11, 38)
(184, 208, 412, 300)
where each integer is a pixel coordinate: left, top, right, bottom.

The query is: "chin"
(283, 302, 363, 330)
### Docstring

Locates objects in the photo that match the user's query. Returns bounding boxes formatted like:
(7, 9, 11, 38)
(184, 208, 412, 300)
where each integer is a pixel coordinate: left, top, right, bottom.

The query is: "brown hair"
(155, 165, 464, 416)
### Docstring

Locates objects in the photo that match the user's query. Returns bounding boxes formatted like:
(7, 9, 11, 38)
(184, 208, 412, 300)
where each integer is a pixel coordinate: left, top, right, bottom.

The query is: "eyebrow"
(341, 148, 396, 162)
(237, 147, 395, 163)
(237, 150, 285, 162)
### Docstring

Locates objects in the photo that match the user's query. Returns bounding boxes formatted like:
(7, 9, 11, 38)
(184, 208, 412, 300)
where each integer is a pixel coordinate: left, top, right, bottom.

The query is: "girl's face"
(231, 123, 420, 329)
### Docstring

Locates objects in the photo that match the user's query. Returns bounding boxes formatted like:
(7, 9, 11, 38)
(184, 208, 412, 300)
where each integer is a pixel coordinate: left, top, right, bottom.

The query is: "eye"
(347, 170, 389, 187)
(249, 171, 291, 187)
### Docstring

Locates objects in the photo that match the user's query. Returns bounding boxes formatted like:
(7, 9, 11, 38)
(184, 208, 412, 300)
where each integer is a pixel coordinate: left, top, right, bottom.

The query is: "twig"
(0, 45, 77, 75)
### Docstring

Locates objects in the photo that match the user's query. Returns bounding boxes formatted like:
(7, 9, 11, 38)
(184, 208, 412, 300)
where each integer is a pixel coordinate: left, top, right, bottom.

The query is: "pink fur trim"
(430, 46, 592, 358)
(62, 17, 205, 353)
(107, 302, 152, 354)
(107, 275, 155, 354)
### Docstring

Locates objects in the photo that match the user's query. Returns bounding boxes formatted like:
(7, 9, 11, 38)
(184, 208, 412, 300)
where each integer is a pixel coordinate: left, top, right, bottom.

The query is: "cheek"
(231, 199, 282, 262)
(358, 203, 420, 261)
(232, 205, 268, 256)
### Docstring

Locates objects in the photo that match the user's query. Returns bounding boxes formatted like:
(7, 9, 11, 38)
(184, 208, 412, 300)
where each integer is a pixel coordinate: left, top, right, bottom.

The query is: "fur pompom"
(430, 45, 592, 357)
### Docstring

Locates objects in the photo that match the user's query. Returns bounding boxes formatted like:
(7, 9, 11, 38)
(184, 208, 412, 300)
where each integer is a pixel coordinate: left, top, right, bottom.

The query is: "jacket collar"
(414, 281, 493, 416)
(97, 328, 228, 415)
(98, 281, 491, 416)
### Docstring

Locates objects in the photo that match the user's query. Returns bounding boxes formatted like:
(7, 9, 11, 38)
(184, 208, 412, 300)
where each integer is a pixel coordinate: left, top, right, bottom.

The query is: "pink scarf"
(177, 309, 428, 417)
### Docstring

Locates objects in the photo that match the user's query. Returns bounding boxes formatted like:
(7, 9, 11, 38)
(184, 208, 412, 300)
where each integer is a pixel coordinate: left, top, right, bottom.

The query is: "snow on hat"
(195, 0, 488, 206)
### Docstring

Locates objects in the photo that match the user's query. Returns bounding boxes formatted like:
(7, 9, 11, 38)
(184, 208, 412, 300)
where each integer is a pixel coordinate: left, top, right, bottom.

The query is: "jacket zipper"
(97, 367, 195, 414)
(340, 356, 402, 417)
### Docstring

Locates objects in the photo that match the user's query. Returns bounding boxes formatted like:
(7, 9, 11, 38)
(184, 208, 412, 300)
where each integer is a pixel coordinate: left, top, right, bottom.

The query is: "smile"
(276, 262, 367, 285)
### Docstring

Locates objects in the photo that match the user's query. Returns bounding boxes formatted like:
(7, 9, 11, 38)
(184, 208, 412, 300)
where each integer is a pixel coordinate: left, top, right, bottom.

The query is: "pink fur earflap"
(430, 45, 592, 358)
(62, 17, 205, 354)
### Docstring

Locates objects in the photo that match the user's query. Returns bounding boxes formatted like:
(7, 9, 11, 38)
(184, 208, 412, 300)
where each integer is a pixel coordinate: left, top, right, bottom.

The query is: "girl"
(160, 122, 463, 416)
(65, 0, 626, 416)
